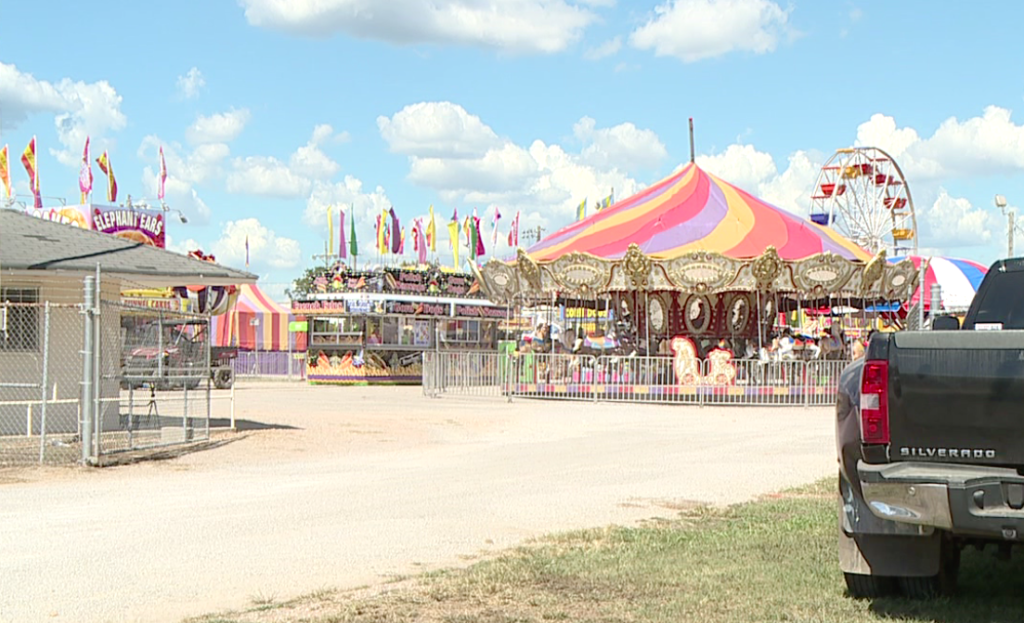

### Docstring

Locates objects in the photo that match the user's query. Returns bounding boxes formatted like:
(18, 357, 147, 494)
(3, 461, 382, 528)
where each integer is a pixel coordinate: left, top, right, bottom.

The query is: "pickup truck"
(837, 256, 1024, 599)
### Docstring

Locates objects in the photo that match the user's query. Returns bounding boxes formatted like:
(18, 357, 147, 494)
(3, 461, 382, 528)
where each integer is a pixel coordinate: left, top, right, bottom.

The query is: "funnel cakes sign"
(25, 203, 166, 248)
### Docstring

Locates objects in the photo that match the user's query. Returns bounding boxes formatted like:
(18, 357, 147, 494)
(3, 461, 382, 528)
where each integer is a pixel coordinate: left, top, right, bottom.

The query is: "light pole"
(995, 195, 1015, 258)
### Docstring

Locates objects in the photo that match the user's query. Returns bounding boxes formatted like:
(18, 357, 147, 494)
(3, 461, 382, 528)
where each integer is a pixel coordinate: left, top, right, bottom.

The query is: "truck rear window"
(971, 270, 1024, 329)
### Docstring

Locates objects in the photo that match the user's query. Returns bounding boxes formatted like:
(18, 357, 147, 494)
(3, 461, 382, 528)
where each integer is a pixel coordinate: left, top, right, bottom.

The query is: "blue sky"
(4, 0, 1024, 300)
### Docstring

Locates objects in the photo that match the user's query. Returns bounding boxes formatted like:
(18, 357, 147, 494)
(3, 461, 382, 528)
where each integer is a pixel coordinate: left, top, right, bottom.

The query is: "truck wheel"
(214, 367, 234, 390)
(897, 539, 960, 599)
(844, 573, 895, 598)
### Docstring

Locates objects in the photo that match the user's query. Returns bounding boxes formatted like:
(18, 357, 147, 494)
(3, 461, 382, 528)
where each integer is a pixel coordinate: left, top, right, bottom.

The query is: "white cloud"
(227, 156, 313, 198)
(378, 102, 661, 234)
(855, 106, 1024, 181)
(583, 36, 622, 60)
(0, 62, 128, 167)
(574, 116, 668, 172)
(629, 0, 794, 62)
(139, 136, 230, 186)
(696, 143, 780, 199)
(239, 0, 597, 54)
(138, 136, 226, 224)
(289, 124, 342, 178)
(917, 189, 998, 251)
(378, 102, 502, 158)
(176, 67, 205, 99)
(211, 218, 302, 270)
(186, 109, 251, 145)
(225, 125, 343, 198)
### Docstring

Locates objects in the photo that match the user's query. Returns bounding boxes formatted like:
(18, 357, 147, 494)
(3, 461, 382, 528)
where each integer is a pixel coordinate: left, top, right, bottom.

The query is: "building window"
(1, 288, 40, 352)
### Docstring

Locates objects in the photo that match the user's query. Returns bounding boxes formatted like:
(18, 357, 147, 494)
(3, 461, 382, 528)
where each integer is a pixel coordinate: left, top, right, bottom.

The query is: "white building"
(0, 209, 256, 437)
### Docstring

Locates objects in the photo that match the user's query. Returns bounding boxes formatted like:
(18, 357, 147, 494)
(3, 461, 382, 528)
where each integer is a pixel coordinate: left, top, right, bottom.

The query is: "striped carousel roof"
(526, 163, 871, 263)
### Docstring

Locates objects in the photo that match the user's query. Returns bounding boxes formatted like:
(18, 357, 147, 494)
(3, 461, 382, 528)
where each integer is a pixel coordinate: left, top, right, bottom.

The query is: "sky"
(4, 0, 1024, 301)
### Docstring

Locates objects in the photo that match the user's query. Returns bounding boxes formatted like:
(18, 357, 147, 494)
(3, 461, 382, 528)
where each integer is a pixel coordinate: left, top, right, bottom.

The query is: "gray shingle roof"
(1, 208, 258, 286)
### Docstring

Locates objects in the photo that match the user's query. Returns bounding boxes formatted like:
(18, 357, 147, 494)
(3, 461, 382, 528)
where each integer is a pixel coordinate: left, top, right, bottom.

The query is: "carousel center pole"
(689, 118, 696, 163)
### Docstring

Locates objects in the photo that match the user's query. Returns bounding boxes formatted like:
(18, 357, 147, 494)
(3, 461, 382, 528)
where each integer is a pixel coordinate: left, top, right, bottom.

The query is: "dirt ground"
(0, 382, 838, 623)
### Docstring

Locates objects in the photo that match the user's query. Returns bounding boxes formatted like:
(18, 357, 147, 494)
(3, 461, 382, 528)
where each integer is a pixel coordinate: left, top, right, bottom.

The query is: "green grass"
(189, 478, 1024, 623)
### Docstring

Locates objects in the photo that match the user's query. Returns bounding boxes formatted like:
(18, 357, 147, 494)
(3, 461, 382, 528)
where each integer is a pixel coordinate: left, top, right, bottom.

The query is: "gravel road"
(0, 384, 837, 623)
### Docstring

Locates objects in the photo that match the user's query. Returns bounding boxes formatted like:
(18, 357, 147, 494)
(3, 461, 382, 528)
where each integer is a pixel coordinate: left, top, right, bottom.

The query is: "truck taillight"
(860, 360, 889, 444)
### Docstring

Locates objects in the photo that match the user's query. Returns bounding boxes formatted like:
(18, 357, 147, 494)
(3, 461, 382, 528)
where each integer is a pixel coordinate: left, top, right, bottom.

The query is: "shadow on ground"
(96, 437, 245, 467)
(866, 547, 1024, 623)
(209, 419, 301, 431)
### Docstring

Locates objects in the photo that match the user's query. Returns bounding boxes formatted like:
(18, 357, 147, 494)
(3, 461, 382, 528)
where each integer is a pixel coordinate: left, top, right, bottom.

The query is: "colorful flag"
(379, 208, 389, 254)
(413, 218, 428, 264)
(349, 209, 358, 258)
(603, 189, 614, 209)
(327, 205, 335, 256)
(21, 137, 41, 207)
(79, 137, 93, 204)
(399, 227, 406, 254)
(245, 235, 250, 268)
(508, 211, 520, 247)
(0, 145, 10, 200)
(468, 217, 479, 261)
(447, 220, 461, 269)
(491, 206, 502, 246)
(389, 207, 401, 254)
(158, 146, 168, 201)
(577, 197, 586, 221)
(473, 209, 485, 258)
(427, 205, 437, 252)
(96, 151, 118, 202)
(339, 208, 347, 259)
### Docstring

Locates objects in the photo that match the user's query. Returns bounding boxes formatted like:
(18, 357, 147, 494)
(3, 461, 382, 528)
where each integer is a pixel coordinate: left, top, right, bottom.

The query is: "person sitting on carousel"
(777, 328, 797, 360)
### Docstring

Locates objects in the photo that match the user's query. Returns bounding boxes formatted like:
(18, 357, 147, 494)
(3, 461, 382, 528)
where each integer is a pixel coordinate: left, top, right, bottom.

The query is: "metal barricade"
(423, 351, 513, 398)
(421, 349, 852, 408)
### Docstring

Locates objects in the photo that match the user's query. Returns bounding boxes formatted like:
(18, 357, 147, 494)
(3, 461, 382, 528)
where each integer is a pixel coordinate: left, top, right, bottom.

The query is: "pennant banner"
(96, 151, 118, 202)
(158, 146, 167, 201)
(79, 137, 92, 204)
(0, 145, 10, 199)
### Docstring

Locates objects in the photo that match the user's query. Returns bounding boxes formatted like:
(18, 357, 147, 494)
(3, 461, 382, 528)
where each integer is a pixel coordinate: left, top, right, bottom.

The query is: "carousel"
(472, 161, 919, 395)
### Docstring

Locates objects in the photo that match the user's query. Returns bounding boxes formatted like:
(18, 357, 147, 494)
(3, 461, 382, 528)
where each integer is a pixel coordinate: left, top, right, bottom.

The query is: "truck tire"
(214, 367, 234, 390)
(843, 573, 895, 599)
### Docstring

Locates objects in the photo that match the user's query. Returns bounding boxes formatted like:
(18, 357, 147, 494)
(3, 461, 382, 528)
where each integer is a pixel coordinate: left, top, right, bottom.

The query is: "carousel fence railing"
(422, 351, 852, 407)
(422, 351, 514, 398)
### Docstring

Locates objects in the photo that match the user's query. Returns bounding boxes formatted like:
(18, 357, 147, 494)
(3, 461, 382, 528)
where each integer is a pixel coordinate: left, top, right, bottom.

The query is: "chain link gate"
(101, 299, 214, 456)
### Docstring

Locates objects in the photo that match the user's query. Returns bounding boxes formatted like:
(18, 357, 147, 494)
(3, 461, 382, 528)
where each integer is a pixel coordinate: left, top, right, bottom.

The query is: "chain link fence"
(1, 275, 224, 467)
(0, 300, 84, 466)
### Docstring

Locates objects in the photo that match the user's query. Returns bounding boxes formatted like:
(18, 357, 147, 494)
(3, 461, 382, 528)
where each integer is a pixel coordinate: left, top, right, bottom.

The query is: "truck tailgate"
(889, 331, 1024, 467)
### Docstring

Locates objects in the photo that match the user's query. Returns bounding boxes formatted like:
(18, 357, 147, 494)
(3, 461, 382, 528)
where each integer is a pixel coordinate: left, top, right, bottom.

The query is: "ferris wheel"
(809, 147, 918, 256)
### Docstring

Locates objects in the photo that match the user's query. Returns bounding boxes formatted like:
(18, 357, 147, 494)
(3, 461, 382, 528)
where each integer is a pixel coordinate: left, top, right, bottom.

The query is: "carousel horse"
(704, 348, 738, 386)
(671, 336, 702, 385)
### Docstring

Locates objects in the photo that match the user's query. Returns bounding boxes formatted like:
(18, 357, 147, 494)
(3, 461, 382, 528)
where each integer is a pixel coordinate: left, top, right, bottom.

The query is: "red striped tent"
(212, 284, 305, 351)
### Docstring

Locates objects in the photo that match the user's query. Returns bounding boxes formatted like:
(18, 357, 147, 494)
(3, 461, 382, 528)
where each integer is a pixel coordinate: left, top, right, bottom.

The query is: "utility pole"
(522, 225, 546, 246)
(1010, 210, 1016, 258)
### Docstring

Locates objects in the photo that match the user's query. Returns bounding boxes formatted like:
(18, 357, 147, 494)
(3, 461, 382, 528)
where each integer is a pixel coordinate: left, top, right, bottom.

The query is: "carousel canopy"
(474, 163, 917, 304)
(527, 163, 870, 263)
